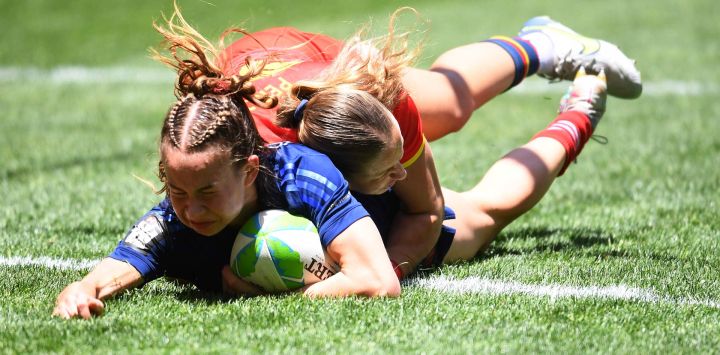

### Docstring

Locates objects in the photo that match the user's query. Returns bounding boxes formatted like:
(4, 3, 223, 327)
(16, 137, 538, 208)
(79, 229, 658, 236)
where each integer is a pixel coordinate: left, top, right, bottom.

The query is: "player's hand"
(221, 265, 266, 297)
(558, 67, 608, 128)
(52, 281, 105, 320)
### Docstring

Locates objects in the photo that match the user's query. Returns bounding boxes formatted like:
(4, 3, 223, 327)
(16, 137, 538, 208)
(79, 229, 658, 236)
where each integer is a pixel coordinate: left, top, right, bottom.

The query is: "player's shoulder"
(270, 142, 334, 166)
(391, 93, 419, 125)
(138, 198, 189, 233)
(269, 142, 346, 186)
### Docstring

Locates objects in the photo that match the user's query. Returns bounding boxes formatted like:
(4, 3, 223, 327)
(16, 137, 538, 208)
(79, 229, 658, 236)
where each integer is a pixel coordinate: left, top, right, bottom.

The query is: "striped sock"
(532, 111, 593, 176)
(484, 36, 540, 89)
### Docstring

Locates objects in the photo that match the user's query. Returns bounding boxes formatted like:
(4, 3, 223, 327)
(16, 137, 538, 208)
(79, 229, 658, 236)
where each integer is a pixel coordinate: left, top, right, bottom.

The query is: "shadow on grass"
(129, 279, 235, 306)
(456, 226, 677, 265)
(173, 287, 234, 305)
(2, 151, 140, 180)
(165, 280, 294, 305)
(485, 226, 615, 257)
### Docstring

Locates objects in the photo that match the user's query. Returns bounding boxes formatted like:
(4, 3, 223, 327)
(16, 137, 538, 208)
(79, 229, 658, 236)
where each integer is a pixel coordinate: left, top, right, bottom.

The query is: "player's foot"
(519, 16, 641, 99)
(558, 67, 608, 128)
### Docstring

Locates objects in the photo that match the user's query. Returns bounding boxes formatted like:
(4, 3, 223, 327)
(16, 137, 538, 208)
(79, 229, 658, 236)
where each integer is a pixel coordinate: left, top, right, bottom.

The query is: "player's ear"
(243, 154, 260, 187)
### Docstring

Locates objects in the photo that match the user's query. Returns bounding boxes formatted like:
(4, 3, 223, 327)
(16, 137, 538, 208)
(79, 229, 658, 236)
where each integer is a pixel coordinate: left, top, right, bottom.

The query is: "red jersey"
(219, 27, 425, 167)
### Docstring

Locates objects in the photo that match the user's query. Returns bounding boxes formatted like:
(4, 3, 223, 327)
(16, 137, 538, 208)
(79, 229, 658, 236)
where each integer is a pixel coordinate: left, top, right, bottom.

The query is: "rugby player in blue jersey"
(52, 44, 407, 321)
(53, 7, 630, 318)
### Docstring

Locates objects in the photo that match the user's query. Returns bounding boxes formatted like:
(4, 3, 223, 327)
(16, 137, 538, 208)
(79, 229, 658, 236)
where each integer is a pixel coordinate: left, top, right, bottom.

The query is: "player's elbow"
(359, 272, 401, 298)
(382, 273, 402, 297)
(419, 195, 447, 240)
(355, 263, 401, 297)
(430, 198, 446, 229)
(445, 104, 475, 135)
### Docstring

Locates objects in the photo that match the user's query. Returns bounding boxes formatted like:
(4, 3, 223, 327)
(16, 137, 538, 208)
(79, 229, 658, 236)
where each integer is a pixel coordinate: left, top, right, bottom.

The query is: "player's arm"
(54, 205, 172, 319)
(386, 142, 445, 278)
(220, 216, 400, 298)
(302, 217, 401, 297)
(52, 258, 142, 320)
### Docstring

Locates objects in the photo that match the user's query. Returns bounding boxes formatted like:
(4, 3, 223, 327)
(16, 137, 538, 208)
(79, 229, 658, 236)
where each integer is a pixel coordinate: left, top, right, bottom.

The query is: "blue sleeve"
(275, 144, 369, 246)
(108, 199, 176, 284)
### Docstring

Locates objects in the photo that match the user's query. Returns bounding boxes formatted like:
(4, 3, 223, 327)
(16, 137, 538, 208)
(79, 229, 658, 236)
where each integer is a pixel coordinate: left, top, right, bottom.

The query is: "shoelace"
(541, 51, 600, 82)
(590, 134, 608, 144)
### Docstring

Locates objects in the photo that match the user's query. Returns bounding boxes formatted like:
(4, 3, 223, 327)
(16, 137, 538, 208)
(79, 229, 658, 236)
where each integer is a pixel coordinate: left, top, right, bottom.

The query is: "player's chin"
(190, 221, 224, 236)
(350, 181, 394, 195)
(362, 187, 389, 195)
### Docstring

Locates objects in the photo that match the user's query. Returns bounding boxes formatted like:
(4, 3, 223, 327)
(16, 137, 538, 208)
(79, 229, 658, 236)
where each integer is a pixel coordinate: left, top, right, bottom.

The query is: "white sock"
(520, 32, 555, 74)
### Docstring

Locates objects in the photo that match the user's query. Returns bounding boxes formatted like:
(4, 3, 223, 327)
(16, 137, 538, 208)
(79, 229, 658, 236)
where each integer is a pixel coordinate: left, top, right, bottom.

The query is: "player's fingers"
(77, 302, 92, 320)
(64, 302, 79, 319)
(221, 266, 246, 295)
(88, 298, 105, 316)
(52, 304, 70, 319)
(221, 266, 263, 297)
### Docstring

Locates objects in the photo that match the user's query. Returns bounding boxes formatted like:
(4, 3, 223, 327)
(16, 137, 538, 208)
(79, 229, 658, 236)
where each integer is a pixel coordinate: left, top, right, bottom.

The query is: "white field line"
(3, 255, 719, 309)
(0, 66, 173, 84)
(0, 66, 718, 96)
(512, 79, 720, 96)
(0, 255, 98, 270)
(409, 275, 720, 309)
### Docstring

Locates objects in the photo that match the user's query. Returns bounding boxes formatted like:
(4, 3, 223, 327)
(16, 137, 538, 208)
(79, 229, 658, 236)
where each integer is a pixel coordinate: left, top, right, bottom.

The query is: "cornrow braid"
(167, 94, 193, 148)
(187, 98, 233, 149)
(153, 5, 279, 198)
(158, 92, 270, 193)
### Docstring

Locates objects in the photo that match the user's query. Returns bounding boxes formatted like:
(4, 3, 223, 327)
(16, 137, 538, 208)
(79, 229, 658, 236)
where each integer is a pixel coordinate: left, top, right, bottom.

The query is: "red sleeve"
(392, 94, 425, 167)
(217, 27, 343, 144)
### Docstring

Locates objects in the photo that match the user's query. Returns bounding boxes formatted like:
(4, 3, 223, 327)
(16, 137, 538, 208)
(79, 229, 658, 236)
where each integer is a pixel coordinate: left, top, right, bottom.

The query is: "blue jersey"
(109, 143, 368, 291)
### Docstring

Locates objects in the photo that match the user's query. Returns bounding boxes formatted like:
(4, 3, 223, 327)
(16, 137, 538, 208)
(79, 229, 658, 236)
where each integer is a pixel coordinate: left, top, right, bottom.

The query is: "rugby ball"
(229, 209, 339, 292)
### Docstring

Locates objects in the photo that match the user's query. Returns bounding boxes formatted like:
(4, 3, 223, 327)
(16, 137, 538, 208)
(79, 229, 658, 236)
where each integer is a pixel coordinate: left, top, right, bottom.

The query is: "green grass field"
(1, 0, 719, 353)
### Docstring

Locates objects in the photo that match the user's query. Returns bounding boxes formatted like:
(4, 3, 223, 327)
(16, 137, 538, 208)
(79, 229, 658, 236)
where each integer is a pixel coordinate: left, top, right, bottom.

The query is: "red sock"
(532, 111, 593, 176)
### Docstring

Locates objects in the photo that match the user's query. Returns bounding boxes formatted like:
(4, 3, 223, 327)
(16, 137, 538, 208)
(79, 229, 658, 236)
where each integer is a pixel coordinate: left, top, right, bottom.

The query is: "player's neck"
(230, 184, 259, 228)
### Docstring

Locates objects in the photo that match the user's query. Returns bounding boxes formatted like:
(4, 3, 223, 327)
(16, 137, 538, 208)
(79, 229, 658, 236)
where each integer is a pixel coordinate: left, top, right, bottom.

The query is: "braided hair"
(151, 5, 282, 209)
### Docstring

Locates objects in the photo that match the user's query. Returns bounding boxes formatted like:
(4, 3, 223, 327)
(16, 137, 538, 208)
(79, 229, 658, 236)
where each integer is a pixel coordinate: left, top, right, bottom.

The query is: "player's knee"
(446, 104, 474, 133)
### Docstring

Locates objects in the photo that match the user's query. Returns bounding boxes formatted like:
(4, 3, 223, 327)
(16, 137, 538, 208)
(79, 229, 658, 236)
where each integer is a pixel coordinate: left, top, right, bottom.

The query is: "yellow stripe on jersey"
(402, 136, 426, 168)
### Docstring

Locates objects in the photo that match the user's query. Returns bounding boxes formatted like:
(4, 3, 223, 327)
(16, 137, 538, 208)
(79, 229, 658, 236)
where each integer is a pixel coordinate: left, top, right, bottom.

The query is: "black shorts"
(353, 191, 456, 268)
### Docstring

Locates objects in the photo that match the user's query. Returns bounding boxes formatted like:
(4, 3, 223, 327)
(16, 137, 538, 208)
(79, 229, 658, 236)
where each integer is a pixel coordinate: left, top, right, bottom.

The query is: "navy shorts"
(353, 191, 456, 268)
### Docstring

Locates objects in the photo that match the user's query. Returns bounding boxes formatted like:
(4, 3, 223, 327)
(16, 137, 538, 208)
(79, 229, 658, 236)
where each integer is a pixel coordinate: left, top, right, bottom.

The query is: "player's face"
(162, 146, 259, 236)
(348, 119, 407, 195)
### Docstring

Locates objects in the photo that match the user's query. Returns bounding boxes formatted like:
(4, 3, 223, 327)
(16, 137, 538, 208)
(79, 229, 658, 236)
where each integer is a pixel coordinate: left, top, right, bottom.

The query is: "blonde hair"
(280, 7, 424, 110)
(275, 8, 426, 177)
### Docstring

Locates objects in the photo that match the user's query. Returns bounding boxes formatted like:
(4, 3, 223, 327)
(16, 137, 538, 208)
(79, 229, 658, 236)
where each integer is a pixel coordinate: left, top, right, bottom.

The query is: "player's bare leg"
(442, 70, 608, 262)
(402, 17, 640, 142)
(402, 42, 516, 141)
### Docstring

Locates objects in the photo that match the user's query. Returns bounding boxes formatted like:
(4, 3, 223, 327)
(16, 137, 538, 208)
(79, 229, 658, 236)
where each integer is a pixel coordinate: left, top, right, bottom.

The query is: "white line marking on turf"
(4, 255, 719, 309)
(0, 66, 717, 96)
(512, 79, 720, 96)
(0, 66, 173, 84)
(410, 276, 720, 309)
(0, 256, 98, 270)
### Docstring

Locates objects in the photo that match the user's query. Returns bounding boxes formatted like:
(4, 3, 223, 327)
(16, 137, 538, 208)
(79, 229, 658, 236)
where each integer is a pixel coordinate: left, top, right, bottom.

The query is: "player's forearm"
(385, 210, 444, 277)
(309, 217, 400, 297)
(82, 258, 143, 300)
(303, 270, 400, 298)
(388, 145, 445, 276)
